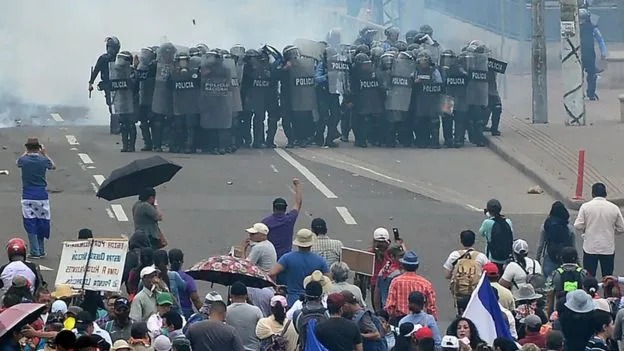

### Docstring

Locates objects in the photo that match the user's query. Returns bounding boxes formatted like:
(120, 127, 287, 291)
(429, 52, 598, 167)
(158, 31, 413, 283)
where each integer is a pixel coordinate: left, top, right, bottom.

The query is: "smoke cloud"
(0, 0, 335, 127)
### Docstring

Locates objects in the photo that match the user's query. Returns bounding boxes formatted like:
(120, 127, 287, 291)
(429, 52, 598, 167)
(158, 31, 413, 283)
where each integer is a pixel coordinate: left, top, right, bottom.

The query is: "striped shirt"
(311, 235, 343, 267)
(384, 272, 439, 320)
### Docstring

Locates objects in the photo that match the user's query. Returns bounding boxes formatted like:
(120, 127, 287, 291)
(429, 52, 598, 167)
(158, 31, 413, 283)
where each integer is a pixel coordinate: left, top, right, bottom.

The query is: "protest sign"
(55, 239, 128, 292)
(341, 247, 375, 276)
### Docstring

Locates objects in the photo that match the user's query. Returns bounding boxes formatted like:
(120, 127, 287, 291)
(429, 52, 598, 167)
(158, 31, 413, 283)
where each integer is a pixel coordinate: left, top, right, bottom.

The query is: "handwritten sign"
(55, 239, 128, 292)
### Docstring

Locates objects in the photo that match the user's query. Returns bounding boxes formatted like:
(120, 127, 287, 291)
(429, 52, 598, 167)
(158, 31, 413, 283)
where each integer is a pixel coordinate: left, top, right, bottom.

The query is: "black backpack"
(556, 266, 584, 293)
(487, 217, 513, 262)
(545, 221, 573, 262)
(295, 304, 328, 350)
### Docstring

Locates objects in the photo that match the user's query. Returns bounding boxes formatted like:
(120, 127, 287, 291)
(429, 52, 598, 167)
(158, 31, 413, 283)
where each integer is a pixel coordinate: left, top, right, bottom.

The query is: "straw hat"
(51, 284, 81, 299)
(303, 270, 333, 294)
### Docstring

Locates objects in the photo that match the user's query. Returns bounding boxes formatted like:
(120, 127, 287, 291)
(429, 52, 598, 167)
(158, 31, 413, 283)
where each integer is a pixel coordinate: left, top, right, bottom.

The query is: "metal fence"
(423, 0, 624, 42)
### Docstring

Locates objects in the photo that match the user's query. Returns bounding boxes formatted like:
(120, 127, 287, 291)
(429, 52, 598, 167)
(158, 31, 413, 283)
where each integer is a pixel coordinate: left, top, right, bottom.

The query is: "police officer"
(351, 53, 384, 148)
(465, 41, 489, 147)
(136, 47, 157, 151)
(412, 51, 443, 148)
(354, 27, 378, 48)
(439, 49, 468, 147)
(314, 45, 348, 147)
(89, 36, 121, 135)
(151, 43, 177, 152)
(486, 57, 502, 136)
(109, 51, 138, 152)
(169, 51, 200, 153)
(241, 49, 276, 148)
(382, 27, 400, 50)
(383, 51, 413, 147)
(579, 8, 607, 100)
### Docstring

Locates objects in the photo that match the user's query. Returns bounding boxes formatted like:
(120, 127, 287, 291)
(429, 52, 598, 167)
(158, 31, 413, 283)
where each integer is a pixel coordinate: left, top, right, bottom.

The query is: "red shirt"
(384, 272, 439, 320)
(519, 332, 547, 349)
(368, 248, 391, 286)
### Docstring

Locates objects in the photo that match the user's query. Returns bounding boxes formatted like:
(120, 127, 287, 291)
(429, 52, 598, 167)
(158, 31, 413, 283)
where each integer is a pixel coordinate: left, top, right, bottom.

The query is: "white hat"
(513, 239, 529, 254)
(51, 300, 68, 314)
(373, 227, 390, 241)
(303, 270, 333, 294)
(112, 340, 133, 351)
(153, 335, 172, 351)
(140, 265, 159, 279)
(441, 335, 460, 349)
(246, 223, 269, 235)
(594, 298, 611, 313)
(292, 229, 315, 247)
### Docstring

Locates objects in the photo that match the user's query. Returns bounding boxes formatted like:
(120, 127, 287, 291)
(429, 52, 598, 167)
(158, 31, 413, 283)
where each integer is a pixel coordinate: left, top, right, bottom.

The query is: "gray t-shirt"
(226, 303, 263, 351)
(247, 240, 277, 273)
(186, 319, 244, 351)
(132, 201, 160, 242)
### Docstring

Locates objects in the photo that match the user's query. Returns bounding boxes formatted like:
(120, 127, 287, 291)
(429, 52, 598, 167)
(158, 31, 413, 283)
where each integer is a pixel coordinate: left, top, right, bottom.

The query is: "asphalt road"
(0, 115, 579, 326)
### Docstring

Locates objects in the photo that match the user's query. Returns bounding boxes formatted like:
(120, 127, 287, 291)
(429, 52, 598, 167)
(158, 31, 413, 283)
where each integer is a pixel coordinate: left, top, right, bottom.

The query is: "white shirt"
(500, 304, 518, 339)
(286, 295, 328, 320)
(501, 257, 543, 292)
(574, 197, 624, 255)
(442, 249, 489, 272)
(0, 261, 36, 294)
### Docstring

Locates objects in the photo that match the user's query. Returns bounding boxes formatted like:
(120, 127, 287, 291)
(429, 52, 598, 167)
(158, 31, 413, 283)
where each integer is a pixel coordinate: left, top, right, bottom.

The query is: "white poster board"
(55, 239, 128, 292)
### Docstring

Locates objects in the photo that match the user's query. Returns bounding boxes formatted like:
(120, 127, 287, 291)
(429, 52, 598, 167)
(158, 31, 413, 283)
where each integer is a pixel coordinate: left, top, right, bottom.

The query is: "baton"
(89, 66, 93, 99)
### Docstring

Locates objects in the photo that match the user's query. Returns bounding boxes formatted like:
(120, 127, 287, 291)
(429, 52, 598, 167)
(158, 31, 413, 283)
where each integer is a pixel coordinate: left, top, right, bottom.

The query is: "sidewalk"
(487, 70, 624, 209)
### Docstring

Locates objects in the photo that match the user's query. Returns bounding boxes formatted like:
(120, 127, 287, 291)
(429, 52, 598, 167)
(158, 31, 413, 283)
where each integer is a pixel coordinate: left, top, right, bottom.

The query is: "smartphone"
(392, 227, 400, 241)
(460, 337, 470, 345)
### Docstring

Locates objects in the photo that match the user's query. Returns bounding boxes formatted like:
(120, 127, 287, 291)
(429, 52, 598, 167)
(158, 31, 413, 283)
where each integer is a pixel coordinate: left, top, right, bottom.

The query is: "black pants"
(487, 94, 502, 133)
(582, 55, 598, 98)
(316, 93, 341, 143)
(467, 105, 487, 146)
(203, 128, 230, 151)
(105, 90, 120, 134)
(151, 113, 165, 150)
(413, 114, 431, 147)
(237, 111, 253, 146)
(454, 109, 468, 146)
(340, 107, 352, 140)
(138, 105, 153, 148)
(252, 110, 267, 146)
(172, 114, 199, 152)
(583, 251, 614, 277)
(291, 110, 313, 144)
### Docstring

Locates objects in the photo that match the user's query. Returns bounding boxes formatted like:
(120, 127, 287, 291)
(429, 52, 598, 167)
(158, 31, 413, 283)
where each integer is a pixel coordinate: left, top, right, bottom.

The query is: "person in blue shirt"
(398, 291, 442, 348)
(579, 8, 608, 101)
(16, 137, 56, 258)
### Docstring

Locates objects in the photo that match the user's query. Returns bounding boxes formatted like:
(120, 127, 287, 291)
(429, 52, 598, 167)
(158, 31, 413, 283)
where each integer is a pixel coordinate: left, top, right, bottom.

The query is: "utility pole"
(532, 0, 548, 123)
(560, 0, 586, 126)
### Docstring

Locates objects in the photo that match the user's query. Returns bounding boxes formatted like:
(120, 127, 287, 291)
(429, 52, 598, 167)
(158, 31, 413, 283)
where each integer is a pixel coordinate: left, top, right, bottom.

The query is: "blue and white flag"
(21, 186, 50, 239)
(463, 274, 514, 344)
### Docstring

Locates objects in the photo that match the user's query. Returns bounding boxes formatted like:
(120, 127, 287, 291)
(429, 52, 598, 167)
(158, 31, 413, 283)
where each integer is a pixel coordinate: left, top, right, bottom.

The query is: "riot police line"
(88, 27, 506, 154)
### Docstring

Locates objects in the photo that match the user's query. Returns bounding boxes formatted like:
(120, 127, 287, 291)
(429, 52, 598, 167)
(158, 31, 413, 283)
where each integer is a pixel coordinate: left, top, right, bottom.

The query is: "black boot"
(120, 127, 130, 152)
(110, 114, 121, 135)
(139, 123, 152, 151)
(128, 124, 137, 152)
(152, 121, 163, 152)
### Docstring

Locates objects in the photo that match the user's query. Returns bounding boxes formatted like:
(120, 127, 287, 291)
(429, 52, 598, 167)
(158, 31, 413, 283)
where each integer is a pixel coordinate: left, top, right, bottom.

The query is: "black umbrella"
(96, 156, 182, 201)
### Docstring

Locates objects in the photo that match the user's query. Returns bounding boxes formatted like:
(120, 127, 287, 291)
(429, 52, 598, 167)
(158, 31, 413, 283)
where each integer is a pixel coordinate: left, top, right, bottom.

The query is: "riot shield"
(422, 43, 441, 66)
(385, 54, 415, 112)
(109, 62, 135, 115)
(171, 66, 200, 116)
(152, 43, 177, 115)
(294, 38, 325, 61)
(326, 52, 350, 96)
(137, 48, 156, 107)
(288, 57, 317, 112)
(414, 68, 443, 117)
(199, 62, 232, 129)
(189, 56, 202, 71)
(466, 52, 488, 107)
(223, 56, 243, 113)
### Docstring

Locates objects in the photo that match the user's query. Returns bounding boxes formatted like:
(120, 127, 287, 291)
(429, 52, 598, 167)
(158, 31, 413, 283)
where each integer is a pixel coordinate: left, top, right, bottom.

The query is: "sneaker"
(27, 254, 40, 259)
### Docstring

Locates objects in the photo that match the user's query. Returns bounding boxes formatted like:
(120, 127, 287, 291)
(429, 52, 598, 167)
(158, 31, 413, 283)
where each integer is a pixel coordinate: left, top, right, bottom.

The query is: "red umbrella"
(186, 255, 276, 288)
(0, 303, 46, 338)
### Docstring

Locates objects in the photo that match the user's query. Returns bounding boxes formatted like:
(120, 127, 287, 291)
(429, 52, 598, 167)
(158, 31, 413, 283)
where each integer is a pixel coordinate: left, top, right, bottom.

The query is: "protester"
(291, 280, 328, 347)
(162, 310, 186, 341)
(394, 322, 416, 351)
(491, 287, 518, 339)
(328, 262, 366, 307)
(315, 292, 364, 351)
(367, 227, 404, 311)
(153, 335, 173, 351)
(75, 310, 112, 350)
(536, 201, 575, 278)
(479, 199, 514, 270)
(243, 222, 277, 273)
(519, 315, 547, 348)
(397, 291, 441, 347)
(111, 340, 133, 351)
(262, 178, 302, 259)
(16, 137, 56, 258)
(132, 187, 166, 250)
(54, 330, 77, 351)
(128, 322, 151, 351)
(269, 228, 329, 306)
(247, 286, 275, 318)
(558, 290, 596, 351)
(513, 283, 547, 339)
(500, 239, 543, 294)
(376, 310, 397, 350)
(385, 250, 439, 322)
(153, 250, 185, 311)
(546, 330, 564, 351)
(0, 237, 44, 294)
(444, 230, 489, 307)
(414, 327, 436, 351)
(493, 338, 519, 351)
(310, 217, 343, 267)
(123, 231, 151, 291)
(586, 309, 615, 351)
(256, 295, 299, 351)
(483, 262, 515, 311)
(446, 317, 486, 350)
(127, 247, 155, 296)
(147, 292, 175, 338)
(226, 281, 263, 351)
(546, 247, 587, 315)
(574, 183, 624, 277)
(185, 300, 245, 351)
(103, 297, 134, 342)
(341, 290, 386, 351)
(168, 248, 202, 319)
(130, 266, 160, 322)
(441, 335, 460, 351)
(96, 294, 120, 329)
(185, 291, 223, 331)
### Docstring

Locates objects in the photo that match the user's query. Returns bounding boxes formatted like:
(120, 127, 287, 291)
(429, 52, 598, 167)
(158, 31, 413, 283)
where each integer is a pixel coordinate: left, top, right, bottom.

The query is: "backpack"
(487, 217, 513, 262)
(450, 249, 482, 297)
(556, 266, 584, 293)
(544, 220, 573, 262)
(354, 309, 388, 351)
(303, 319, 329, 351)
(261, 319, 292, 351)
(296, 305, 328, 350)
(516, 258, 546, 292)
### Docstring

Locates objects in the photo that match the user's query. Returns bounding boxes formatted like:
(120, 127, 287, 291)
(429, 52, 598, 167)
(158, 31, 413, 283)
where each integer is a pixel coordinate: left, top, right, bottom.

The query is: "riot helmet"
(158, 42, 177, 63)
(356, 44, 370, 56)
(115, 51, 133, 66)
(174, 51, 191, 68)
(189, 47, 201, 57)
(245, 49, 261, 58)
(380, 53, 394, 70)
(139, 47, 157, 66)
(416, 51, 432, 68)
(282, 45, 300, 62)
(419, 24, 434, 37)
(405, 30, 420, 44)
(196, 43, 209, 55)
(413, 33, 428, 45)
(440, 49, 457, 68)
(204, 50, 221, 66)
(359, 26, 378, 45)
(326, 27, 342, 48)
(407, 43, 420, 52)
(325, 46, 338, 59)
(384, 26, 400, 43)
(579, 8, 591, 22)
(397, 51, 414, 61)
(230, 44, 246, 58)
(354, 52, 371, 65)
(370, 46, 384, 64)
(105, 36, 121, 57)
(371, 40, 383, 49)
(395, 41, 408, 52)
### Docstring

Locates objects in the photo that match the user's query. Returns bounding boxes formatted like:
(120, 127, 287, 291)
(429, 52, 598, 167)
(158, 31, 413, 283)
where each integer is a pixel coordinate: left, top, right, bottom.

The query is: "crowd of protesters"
(2, 180, 624, 351)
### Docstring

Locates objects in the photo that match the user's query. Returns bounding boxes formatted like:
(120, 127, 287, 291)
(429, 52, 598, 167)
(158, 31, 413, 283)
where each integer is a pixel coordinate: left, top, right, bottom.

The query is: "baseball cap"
(373, 227, 390, 241)
(114, 297, 130, 311)
(414, 326, 434, 340)
(483, 262, 500, 277)
(231, 281, 247, 296)
(341, 290, 358, 305)
(327, 293, 346, 309)
(246, 223, 269, 235)
(513, 239, 529, 254)
(51, 300, 68, 314)
(153, 335, 172, 351)
(140, 265, 159, 278)
(441, 335, 460, 349)
(199, 291, 223, 313)
(523, 314, 542, 328)
(273, 198, 288, 208)
(12, 275, 29, 288)
(408, 291, 425, 305)
(75, 311, 94, 325)
(156, 292, 174, 306)
(305, 281, 323, 298)
(311, 218, 327, 232)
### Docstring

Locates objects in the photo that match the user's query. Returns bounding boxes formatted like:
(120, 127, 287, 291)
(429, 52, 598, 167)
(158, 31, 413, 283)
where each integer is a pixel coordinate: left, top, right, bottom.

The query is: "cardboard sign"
(341, 247, 375, 276)
(229, 245, 244, 259)
(488, 58, 508, 74)
(55, 239, 128, 292)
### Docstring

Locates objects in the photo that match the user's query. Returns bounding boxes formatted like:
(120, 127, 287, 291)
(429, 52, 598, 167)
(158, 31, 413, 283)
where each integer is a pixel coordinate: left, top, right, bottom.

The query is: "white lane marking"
(39, 265, 54, 271)
(50, 113, 64, 122)
(70, 147, 78, 151)
(270, 164, 279, 173)
(93, 175, 106, 186)
(106, 208, 115, 219)
(65, 135, 79, 145)
(86, 166, 96, 169)
(111, 204, 129, 222)
(336, 206, 357, 225)
(465, 204, 483, 212)
(78, 153, 94, 164)
(90, 183, 98, 193)
(274, 149, 338, 199)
